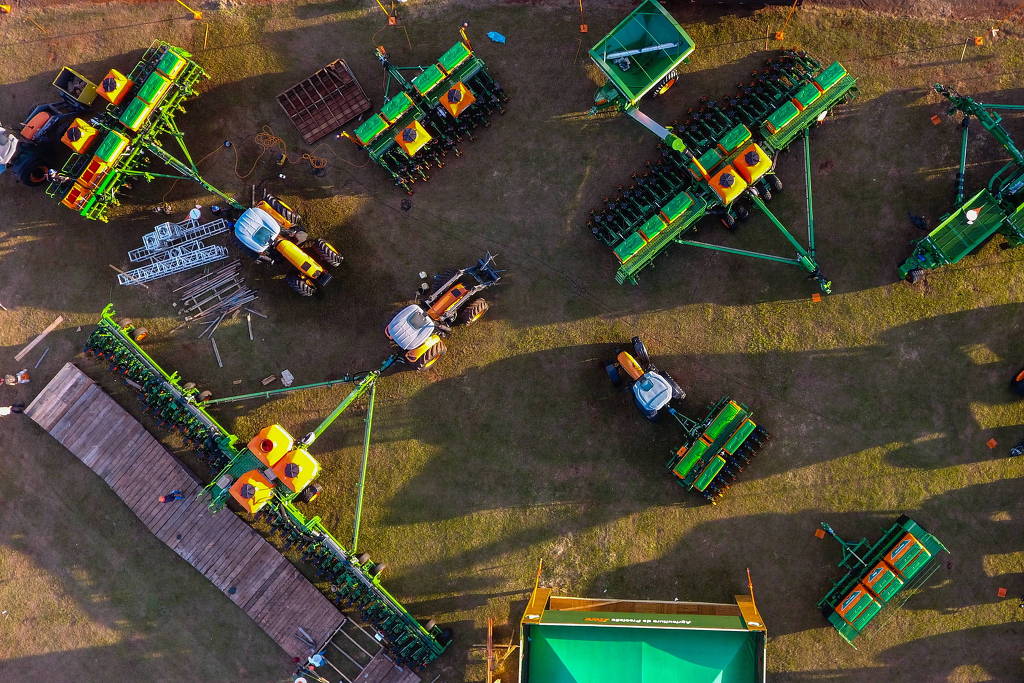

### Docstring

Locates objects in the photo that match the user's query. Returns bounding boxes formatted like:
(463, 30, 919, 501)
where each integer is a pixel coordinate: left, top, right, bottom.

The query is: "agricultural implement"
(817, 517, 947, 646)
(82, 304, 451, 668)
(605, 337, 768, 503)
(342, 27, 508, 193)
(899, 84, 1024, 282)
(386, 252, 503, 370)
(0, 41, 241, 222)
(234, 191, 343, 296)
(586, 0, 857, 292)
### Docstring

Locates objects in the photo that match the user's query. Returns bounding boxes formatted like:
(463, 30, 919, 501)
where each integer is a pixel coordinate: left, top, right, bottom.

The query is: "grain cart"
(234, 192, 342, 296)
(82, 305, 451, 668)
(604, 337, 768, 503)
(386, 252, 502, 370)
(0, 41, 243, 221)
(899, 85, 1024, 283)
(585, 1, 858, 292)
(341, 27, 508, 193)
(817, 517, 947, 646)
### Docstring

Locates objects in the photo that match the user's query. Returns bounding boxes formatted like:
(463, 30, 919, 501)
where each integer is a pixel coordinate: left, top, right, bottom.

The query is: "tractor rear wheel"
(630, 336, 651, 369)
(905, 268, 924, 284)
(457, 298, 489, 325)
(1011, 368, 1024, 396)
(20, 162, 49, 187)
(304, 238, 343, 269)
(414, 339, 447, 370)
(285, 273, 315, 296)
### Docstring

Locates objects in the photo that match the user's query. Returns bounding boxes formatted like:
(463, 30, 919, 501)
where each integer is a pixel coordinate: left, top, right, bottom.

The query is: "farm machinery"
(81, 304, 451, 668)
(342, 27, 508, 193)
(386, 252, 503, 370)
(234, 192, 343, 296)
(0, 41, 242, 222)
(817, 517, 947, 646)
(898, 84, 1024, 283)
(585, 0, 858, 292)
(604, 337, 768, 503)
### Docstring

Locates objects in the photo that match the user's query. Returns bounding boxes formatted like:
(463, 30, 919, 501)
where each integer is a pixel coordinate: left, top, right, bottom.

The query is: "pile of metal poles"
(173, 261, 261, 338)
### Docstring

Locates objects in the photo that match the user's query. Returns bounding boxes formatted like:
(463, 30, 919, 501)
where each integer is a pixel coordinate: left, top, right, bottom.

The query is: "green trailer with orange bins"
(817, 517, 948, 646)
(82, 304, 451, 668)
(342, 27, 508, 193)
(586, 1, 857, 292)
(39, 41, 242, 221)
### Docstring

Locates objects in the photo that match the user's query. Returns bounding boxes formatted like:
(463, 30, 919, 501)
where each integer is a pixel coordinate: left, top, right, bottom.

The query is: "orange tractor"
(385, 253, 502, 370)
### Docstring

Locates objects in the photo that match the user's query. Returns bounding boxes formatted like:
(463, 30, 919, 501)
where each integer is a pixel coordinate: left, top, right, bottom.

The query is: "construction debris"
(14, 315, 63, 362)
(261, 375, 278, 386)
(117, 218, 231, 285)
(174, 261, 260, 336)
(34, 346, 50, 368)
(280, 369, 294, 386)
(211, 337, 223, 368)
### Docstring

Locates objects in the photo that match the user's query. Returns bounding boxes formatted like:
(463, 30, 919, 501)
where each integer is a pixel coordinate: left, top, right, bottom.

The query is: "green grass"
(1, 1, 1023, 681)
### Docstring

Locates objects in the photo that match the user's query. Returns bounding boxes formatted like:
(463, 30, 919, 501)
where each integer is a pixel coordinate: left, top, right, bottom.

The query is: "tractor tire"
(304, 238, 343, 269)
(285, 272, 315, 297)
(19, 162, 49, 187)
(720, 212, 737, 229)
(652, 70, 679, 98)
(131, 327, 148, 343)
(413, 339, 447, 371)
(298, 483, 321, 503)
(771, 175, 783, 193)
(905, 268, 924, 284)
(369, 562, 387, 577)
(761, 188, 773, 202)
(356, 552, 371, 564)
(735, 204, 750, 222)
(630, 336, 652, 369)
(457, 298, 489, 325)
(661, 371, 686, 401)
(1011, 368, 1024, 396)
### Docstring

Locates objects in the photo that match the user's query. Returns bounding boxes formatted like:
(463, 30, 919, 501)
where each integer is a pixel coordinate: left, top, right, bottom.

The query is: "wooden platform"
(26, 363, 345, 662)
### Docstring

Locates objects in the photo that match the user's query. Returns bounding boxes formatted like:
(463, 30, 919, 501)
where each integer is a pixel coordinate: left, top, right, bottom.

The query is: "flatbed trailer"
(278, 59, 371, 144)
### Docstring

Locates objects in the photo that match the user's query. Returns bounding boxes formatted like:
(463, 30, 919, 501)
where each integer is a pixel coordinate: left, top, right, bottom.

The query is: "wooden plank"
(204, 526, 260, 587)
(48, 385, 103, 445)
(14, 315, 64, 361)
(102, 435, 162, 490)
(191, 520, 247, 575)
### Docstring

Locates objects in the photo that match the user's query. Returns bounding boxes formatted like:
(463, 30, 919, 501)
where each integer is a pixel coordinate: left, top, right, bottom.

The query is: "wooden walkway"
(26, 363, 345, 662)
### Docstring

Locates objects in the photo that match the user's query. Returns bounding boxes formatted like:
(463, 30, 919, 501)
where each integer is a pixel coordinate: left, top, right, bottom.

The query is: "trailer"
(277, 59, 371, 144)
(899, 84, 1024, 282)
(342, 27, 508, 193)
(586, 1, 857, 293)
(817, 517, 947, 646)
(8, 41, 244, 222)
(82, 305, 451, 669)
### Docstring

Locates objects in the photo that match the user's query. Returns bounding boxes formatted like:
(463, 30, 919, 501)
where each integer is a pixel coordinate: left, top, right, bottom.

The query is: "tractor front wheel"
(304, 238, 343, 269)
(457, 298, 489, 325)
(285, 272, 316, 296)
(414, 339, 447, 370)
(630, 336, 651, 369)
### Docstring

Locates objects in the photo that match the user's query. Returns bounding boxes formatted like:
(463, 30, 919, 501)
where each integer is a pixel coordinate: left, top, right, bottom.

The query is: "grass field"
(1, 0, 1023, 681)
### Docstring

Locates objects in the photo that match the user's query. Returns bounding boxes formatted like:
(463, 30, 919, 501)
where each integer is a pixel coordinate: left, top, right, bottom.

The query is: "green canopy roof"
(525, 623, 760, 683)
(589, 0, 695, 108)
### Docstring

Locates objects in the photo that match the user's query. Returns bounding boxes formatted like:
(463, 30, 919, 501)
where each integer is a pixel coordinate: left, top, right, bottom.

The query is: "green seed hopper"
(665, 397, 768, 503)
(586, 3, 857, 293)
(43, 41, 242, 222)
(899, 84, 1024, 282)
(343, 29, 508, 193)
(82, 304, 451, 669)
(817, 517, 947, 646)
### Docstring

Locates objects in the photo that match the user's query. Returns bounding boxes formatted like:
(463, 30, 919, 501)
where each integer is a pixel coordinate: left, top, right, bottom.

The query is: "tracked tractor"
(605, 337, 768, 503)
(386, 253, 502, 370)
(234, 193, 343, 296)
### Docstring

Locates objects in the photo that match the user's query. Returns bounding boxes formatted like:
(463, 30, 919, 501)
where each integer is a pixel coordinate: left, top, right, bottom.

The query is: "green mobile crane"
(899, 84, 1024, 282)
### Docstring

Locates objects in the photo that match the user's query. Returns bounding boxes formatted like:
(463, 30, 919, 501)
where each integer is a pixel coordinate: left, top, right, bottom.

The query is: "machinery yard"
(0, 1, 1023, 681)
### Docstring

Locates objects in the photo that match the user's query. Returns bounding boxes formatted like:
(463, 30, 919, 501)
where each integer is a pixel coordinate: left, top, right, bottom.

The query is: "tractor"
(604, 337, 768, 503)
(604, 336, 685, 420)
(385, 253, 502, 370)
(233, 193, 343, 296)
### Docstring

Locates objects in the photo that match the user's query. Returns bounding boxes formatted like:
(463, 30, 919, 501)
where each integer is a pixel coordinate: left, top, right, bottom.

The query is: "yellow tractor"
(233, 193, 342, 296)
(385, 253, 502, 370)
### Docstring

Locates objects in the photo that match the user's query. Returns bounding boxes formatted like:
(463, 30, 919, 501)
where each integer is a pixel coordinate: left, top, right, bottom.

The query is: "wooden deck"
(26, 363, 345, 662)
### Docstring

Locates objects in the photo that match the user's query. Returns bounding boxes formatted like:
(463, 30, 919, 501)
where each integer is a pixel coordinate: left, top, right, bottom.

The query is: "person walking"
(158, 489, 186, 503)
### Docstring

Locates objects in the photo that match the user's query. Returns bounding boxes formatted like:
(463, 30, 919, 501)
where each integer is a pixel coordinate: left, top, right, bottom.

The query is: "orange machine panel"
(97, 68, 133, 106)
(247, 424, 295, 467)
(230, 470, 275, 514)
(272, 448, 321, 493)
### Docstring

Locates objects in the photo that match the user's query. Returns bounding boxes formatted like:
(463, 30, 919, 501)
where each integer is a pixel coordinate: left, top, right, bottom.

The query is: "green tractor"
(605, 337, 768, 503)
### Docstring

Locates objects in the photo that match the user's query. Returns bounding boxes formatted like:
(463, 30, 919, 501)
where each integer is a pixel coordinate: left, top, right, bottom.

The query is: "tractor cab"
(233, 206, 280, 254)
(632, 371, 673, 419)
(386, 304, 437, 351)
(0, 125, 17, 170)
